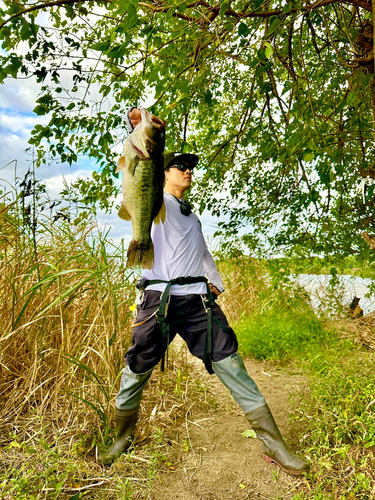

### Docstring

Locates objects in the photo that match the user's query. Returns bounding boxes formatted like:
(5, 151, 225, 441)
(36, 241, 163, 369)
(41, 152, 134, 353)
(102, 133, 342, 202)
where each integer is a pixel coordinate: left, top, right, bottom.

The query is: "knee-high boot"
(98, 364, 153, 465)
(246, 404, 309, 475)
(212, 353, 309, 475)
(98, 407, 139, 465)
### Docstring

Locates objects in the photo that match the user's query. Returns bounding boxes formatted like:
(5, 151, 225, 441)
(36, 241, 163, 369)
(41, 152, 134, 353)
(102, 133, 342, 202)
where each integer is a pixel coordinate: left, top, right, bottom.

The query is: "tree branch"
(320, 7, 360, 68)
(362, 231, 375, 250)
(1, 0, 371, 31)
(0, 0, 110, 29)
(239, 0, 371, 19)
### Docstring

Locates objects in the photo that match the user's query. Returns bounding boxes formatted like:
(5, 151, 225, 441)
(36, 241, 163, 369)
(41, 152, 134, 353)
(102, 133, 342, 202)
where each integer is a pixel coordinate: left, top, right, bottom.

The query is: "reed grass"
(215, 256, 269, 323)
(1, 189, 217, 499)
(326, 311, 375, 349)
(0, 198, 135, 439)
(0, 197, 220, 499)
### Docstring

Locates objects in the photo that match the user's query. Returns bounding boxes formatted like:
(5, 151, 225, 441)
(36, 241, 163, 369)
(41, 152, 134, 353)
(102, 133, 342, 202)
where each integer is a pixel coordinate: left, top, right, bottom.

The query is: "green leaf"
(303, 151, 315, 162)
(346, 92, 357, 106)
(106, 43, 128, 59)
(116, 0, 130, 15)
(109, 332, 116, 346)
(91, 40, 111, 51)
(10, 441, 21, 448)
(359, 72, 371, 86)
(179, 1, 187, 12)
(336, 100, 346, 114)
(167, 8, 175, 19)
(33, 105, 47, 115)
(245, 98, 255, 108)
(220, 1, 229, 16)
(289, 133, 302, 146)
(204, 90, 213, 105)
(264, 42, 273, 59)
(241, 430, 257, 438)
(125, 2, 138, 28)
(238, 23, 249, 37)
(154, 36, 162, 48)
(62, 354, 108, 395)
(267, 17, 282, 36)
(69, 392, 106, 423)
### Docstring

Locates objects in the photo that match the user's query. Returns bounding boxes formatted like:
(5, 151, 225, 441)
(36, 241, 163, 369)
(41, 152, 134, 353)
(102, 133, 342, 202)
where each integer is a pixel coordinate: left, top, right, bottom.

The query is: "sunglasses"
(170, 163, 194, 172)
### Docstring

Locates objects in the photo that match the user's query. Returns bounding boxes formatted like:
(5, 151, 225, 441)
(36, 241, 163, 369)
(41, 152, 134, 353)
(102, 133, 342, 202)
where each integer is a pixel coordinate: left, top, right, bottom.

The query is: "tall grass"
(0, 199, 135, 438)
(217, 256, 329, 360)
(216, 256, 270, 323)
(0, 196, 220, 499)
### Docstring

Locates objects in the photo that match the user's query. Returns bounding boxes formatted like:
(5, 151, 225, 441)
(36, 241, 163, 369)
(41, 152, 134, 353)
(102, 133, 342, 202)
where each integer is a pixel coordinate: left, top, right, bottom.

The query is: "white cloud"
(0, 77, 42, 114)
(44, 169, 96, 199)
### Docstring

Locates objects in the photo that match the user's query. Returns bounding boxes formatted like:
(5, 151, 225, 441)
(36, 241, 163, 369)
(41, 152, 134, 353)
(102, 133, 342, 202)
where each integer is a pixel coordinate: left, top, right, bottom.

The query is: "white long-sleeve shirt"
(143, 191, 224, 295)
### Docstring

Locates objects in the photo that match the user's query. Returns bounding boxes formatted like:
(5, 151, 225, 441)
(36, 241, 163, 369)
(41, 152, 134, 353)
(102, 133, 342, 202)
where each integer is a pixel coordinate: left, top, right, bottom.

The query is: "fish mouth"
(151, 115, 164, 127)
(130, 139, 146, 157)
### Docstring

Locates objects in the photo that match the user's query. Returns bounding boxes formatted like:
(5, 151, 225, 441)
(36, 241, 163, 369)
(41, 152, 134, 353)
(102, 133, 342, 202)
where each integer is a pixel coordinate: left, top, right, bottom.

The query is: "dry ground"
(147, 339, 309, 500)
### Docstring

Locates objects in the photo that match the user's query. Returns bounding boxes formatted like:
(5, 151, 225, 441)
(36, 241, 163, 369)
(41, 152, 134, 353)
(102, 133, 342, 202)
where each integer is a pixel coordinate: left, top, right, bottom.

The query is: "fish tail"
(126, 239, 154, 270)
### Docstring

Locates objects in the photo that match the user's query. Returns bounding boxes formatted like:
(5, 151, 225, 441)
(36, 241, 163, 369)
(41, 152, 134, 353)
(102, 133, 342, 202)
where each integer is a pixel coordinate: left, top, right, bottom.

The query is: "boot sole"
(262, 454, 308, 475)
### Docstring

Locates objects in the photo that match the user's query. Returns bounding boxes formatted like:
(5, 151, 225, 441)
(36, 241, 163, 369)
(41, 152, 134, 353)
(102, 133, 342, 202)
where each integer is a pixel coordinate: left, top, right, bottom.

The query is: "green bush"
(235, 303, 328, 361)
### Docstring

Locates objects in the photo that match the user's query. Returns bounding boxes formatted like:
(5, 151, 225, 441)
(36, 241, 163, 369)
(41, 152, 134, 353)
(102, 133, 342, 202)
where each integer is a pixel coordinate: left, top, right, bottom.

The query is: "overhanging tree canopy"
(2, 0, 375, 257)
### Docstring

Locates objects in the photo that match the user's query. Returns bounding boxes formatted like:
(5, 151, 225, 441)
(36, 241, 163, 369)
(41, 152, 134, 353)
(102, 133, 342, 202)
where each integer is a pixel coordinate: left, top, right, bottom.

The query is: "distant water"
(294, 274, 375, 315)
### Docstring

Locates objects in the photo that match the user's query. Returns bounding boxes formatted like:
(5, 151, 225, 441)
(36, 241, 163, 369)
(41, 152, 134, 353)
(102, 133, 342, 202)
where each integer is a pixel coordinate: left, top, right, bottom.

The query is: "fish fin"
(153, 200, 166, 225)
(126, 240, 154, 270)
(118, 204, 131, 221)
(128, 157, 139, 176)
(116, 156, 126, 173)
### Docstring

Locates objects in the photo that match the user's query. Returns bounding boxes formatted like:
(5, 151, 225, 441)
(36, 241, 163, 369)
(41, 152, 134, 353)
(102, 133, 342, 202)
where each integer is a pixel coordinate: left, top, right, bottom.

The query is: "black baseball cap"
(164, 152, 199, 170)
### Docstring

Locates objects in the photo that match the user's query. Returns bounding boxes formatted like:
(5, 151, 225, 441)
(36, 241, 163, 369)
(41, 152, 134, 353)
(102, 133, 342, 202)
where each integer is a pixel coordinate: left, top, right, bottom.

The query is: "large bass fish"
(116, 108, 166, 269)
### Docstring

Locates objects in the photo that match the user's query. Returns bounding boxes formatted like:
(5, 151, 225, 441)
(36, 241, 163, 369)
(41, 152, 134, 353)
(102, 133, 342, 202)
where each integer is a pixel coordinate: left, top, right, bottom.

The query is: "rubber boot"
(246, 404, 309, 475)
(98, 407, 139, 465)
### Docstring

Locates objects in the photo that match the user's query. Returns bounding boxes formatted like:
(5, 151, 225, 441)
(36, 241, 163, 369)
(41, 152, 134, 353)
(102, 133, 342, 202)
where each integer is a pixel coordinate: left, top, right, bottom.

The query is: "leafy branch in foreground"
(3, 0, 375, 255)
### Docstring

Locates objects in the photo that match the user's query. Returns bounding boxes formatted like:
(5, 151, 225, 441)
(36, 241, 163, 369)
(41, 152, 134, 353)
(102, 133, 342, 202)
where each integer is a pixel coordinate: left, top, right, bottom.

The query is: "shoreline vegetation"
(1, 202, 375, 499)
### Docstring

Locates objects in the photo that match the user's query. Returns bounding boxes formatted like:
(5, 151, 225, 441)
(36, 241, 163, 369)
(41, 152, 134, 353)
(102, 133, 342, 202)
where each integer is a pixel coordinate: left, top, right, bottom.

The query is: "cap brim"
(164, 153, 199, 170)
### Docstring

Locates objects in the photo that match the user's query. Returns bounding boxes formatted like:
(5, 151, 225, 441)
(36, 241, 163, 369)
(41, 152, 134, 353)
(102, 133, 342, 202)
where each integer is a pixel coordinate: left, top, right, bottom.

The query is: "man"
(98, 108, 309, 475)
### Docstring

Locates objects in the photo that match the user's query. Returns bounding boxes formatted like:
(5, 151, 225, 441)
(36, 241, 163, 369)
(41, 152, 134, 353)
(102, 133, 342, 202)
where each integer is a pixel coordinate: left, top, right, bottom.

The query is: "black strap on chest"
(137, 276, 229, 375)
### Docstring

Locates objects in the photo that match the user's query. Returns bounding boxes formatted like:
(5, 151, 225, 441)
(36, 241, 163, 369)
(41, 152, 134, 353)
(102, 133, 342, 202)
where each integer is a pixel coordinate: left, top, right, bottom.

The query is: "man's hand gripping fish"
(116, 108, 166, 269)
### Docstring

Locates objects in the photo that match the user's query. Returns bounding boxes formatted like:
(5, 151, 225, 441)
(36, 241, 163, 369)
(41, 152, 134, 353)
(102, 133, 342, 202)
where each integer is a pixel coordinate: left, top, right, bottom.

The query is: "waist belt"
(137, 276, 208, 289)
(136, 276, 225, 375)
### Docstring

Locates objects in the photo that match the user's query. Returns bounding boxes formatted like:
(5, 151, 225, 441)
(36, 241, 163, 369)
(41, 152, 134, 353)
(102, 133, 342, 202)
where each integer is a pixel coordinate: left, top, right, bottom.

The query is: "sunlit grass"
(0, 200, 135, 436)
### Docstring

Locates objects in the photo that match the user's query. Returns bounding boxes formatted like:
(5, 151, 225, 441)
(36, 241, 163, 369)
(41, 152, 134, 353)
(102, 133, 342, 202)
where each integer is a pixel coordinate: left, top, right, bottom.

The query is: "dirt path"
(148, 341, 309, 500)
